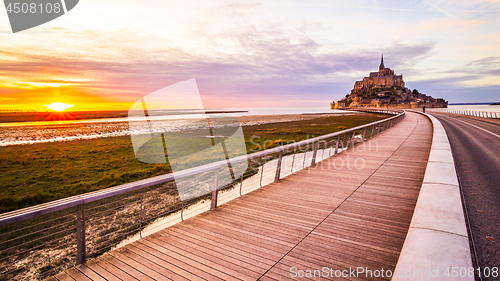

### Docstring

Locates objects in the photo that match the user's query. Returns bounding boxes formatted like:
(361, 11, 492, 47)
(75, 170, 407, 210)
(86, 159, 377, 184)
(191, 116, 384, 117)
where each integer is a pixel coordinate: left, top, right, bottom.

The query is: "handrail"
(428, 108, 499, 119)
(0, 109, 402, 226)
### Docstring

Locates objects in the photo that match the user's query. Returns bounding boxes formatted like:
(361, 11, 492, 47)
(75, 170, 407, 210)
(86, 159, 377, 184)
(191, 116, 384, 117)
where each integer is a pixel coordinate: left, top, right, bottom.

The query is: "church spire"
(379, 52, 385, 70)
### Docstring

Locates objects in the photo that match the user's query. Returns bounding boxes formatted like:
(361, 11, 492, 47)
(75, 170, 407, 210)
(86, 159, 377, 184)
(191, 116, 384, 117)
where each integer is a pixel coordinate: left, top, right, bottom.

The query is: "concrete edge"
(392, 111, 474, 280)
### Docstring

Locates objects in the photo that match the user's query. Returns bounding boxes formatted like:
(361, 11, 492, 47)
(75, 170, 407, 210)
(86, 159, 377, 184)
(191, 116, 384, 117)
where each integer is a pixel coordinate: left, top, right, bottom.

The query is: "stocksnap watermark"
(290, 266, 397, 279)
(307, 139, 379, 172)
(4, 0, 79, 33)
(128, 78, 248, 201)
(289, 266, 499, 279)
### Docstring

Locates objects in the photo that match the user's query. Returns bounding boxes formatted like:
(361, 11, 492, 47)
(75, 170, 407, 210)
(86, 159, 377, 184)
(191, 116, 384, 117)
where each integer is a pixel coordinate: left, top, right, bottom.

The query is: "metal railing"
(0, 109, 404, 280)
(428, 108, 499, 119)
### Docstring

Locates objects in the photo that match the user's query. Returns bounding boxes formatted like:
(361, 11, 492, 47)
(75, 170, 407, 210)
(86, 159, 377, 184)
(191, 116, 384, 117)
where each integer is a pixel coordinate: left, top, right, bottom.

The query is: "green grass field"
(0, 113, 387, 213)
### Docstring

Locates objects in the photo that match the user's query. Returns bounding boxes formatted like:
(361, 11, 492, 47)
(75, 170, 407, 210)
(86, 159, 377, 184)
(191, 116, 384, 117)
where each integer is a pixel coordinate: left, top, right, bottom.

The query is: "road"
(430, 112, 500, 280)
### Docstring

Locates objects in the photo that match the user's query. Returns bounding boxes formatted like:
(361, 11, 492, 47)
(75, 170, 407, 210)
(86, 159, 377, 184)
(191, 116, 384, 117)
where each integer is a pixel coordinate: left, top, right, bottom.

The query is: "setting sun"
(44, 102, 74, 112)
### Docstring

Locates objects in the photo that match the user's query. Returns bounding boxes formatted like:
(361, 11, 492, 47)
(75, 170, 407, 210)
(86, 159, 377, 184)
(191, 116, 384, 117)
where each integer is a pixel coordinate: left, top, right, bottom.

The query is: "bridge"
(0, 110, 479, 280)
(45, 112, 430, 280)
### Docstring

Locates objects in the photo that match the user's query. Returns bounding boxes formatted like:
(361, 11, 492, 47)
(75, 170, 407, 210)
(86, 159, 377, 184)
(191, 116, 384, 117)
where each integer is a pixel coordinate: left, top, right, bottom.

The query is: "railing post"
(311, 141, 318, 166)
(181, 201, 184, 221)
(260, 158, 266, 187)
(370, 125, 375, 138)
(320, 141, 326, 161)
(76, 203, 86, 265)
(274, 150, 283, 182)
(211, 166, 219, 209)
(239, 173, 244, 196)
(139, 193, 143, 238)
(290, 149, 296, 173)
(350, 131, 356, 149)
(334, 135, 340, 154)
(302, 146, 307, 168)
(362, 128, 367, 141)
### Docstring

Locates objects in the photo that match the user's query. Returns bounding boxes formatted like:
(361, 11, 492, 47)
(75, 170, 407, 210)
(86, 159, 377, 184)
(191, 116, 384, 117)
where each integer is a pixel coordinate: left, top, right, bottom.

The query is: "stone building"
(332, 55, 448, 109)
(353, 54, 405, 92)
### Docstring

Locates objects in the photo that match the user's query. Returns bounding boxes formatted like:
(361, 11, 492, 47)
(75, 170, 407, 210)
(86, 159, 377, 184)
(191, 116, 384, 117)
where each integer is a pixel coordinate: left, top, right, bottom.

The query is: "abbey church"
(333, 55, 447, 109)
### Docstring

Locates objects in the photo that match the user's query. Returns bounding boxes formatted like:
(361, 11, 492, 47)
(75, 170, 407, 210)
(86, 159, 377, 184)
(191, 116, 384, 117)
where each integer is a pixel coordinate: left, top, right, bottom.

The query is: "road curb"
(392, 112, 474, 280)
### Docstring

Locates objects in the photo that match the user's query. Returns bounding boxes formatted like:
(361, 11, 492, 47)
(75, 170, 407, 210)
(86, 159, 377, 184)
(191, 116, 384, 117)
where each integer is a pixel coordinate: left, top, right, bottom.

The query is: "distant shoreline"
(0, 110, 250, 124)
(449, 102, 500, 105)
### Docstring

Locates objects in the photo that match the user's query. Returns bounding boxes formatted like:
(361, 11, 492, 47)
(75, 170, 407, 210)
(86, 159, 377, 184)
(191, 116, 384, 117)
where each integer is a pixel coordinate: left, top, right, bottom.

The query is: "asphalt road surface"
(430, 112, 500, 281)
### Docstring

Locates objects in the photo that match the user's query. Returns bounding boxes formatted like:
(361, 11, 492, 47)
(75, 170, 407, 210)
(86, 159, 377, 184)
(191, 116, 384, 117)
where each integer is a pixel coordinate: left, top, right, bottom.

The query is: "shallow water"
(0, 107, 349, 146)
(448, 104, 500, 112)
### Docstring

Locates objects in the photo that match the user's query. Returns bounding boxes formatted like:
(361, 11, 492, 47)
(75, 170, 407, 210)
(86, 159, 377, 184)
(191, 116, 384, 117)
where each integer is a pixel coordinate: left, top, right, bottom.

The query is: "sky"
(0, 0, 499, 111)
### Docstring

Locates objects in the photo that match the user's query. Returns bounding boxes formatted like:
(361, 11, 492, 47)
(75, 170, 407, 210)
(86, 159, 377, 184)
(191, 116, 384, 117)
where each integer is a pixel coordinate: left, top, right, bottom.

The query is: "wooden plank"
(64, 267, 92, 281)
(180, 220, 292, 255)
(195, 212, 310, 242)
(176, 223, 286, 261)
(92, 256, 138, 281)
(144, 236, 255, 280)
(74, 264, 107, 281)
(53, 272, 75, 281)
(155, 230, 272, 270)
(108, 250, 171, 281)
(98, 254, 155, 281)
(147, 235, 265, 279)
(80, 260, 122, 281)
(167, 226, 277, 266)
(114, 247, 188, 281)
(191, 217, 297, 250)
(130, 240, 224, 281)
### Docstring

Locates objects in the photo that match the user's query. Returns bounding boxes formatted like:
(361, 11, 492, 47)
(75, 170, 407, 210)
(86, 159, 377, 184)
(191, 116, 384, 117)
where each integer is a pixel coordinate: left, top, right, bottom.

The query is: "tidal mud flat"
(0, 113, 349, 146)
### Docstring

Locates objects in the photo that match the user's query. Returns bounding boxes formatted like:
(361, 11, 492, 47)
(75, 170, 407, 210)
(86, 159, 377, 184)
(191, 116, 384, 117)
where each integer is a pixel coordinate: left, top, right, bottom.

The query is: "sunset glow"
(44, 103, 74, 112)
(0, 0, 500, 110)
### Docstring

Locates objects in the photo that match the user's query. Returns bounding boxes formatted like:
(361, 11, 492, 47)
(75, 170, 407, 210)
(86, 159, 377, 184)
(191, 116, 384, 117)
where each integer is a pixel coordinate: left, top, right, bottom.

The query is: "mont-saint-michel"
(332, 55, 448, 109)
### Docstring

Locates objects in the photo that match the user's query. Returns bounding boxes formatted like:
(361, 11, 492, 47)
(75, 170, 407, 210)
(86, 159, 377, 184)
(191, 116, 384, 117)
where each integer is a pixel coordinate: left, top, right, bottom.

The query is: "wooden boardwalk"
(51, 112, 432, 281)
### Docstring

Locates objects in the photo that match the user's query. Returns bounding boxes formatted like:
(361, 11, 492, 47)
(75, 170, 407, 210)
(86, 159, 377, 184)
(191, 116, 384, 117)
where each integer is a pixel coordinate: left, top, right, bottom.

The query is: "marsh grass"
(0, 113, 386, 214)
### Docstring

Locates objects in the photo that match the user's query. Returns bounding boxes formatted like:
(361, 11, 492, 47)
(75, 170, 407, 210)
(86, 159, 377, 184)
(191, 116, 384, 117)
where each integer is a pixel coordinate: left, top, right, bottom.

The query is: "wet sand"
(0, 113, 354, 146)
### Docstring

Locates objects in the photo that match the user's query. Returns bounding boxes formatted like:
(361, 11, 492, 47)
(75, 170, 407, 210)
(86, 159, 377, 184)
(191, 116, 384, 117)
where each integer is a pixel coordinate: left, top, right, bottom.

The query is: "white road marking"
(453, 118, 500, 139)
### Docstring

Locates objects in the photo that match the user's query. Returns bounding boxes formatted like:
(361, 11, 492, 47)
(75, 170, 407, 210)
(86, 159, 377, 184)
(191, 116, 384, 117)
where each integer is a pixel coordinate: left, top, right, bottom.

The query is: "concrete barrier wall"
(379, 103, 447, 110)
(392, 112, 474, 280)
